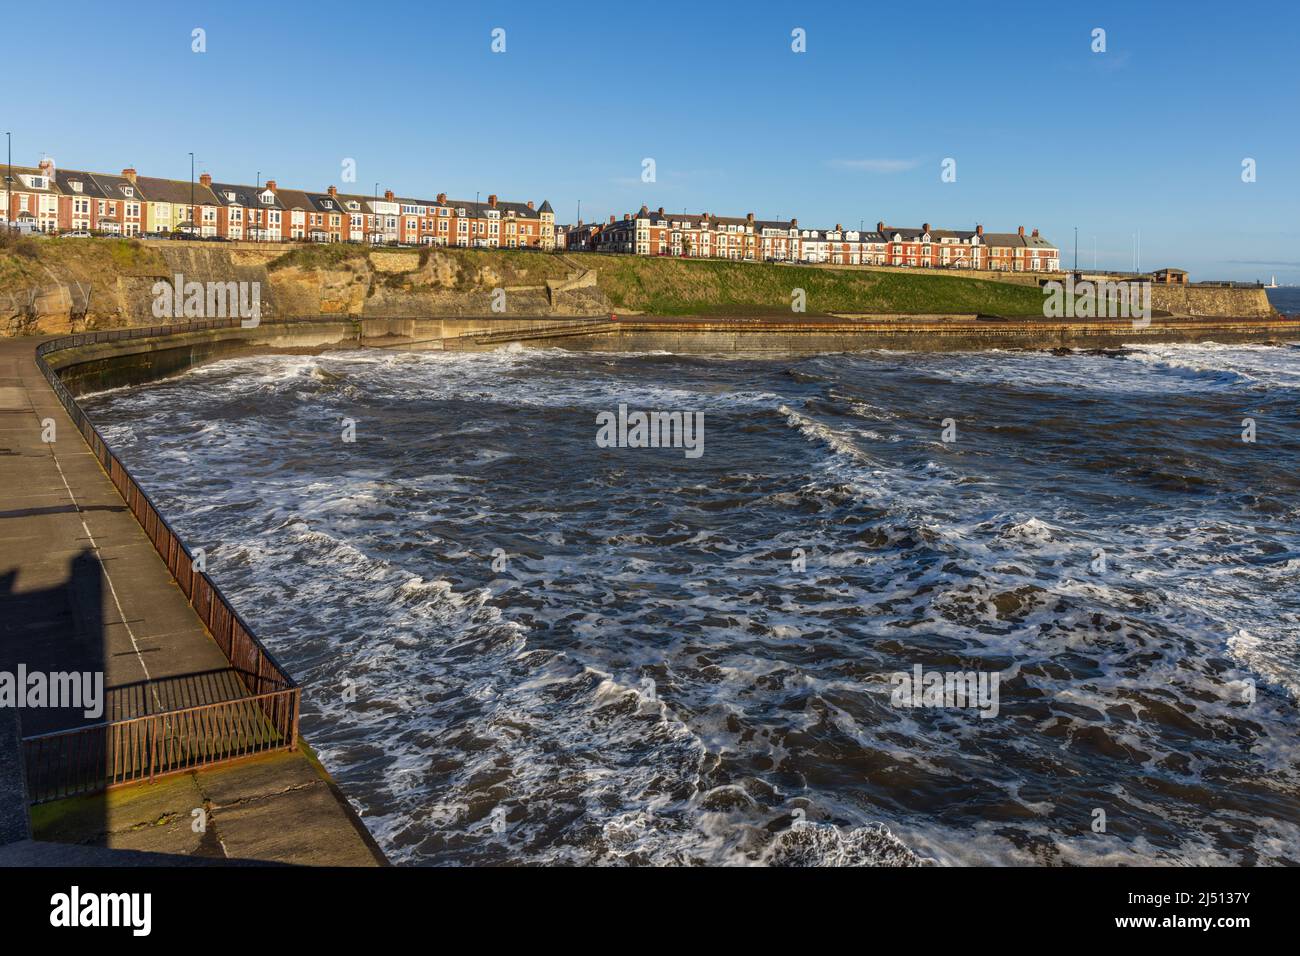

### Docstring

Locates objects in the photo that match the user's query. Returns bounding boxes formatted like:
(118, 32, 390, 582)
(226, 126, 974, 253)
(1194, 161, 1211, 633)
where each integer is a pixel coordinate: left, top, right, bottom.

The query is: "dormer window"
(321, 199, 332, 208)
(225, 191, 236, 201)
(70, 181, 83, 193)
(123, 186, 133, 197)
(29, 176, 45, 189)
(457, 208, 466, 216)
(347, 201, 359, 211)
(260, 192, 274, 205)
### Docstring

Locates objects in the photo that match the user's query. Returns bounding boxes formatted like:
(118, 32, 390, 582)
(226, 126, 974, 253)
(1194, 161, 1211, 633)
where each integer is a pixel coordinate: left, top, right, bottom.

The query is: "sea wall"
(1150, 285, 1273, 317)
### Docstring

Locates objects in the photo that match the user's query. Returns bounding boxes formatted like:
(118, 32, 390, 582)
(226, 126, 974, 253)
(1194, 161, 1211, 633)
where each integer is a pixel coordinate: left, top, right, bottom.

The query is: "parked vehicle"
(62, 230, 93, 239)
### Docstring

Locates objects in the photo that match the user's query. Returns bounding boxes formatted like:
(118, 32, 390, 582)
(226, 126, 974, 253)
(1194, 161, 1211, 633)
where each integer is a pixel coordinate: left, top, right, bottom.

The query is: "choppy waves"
(83, 342, 1300, 865)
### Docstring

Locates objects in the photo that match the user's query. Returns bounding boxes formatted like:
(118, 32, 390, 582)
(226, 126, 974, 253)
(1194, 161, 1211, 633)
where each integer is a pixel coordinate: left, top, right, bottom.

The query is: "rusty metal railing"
(25, 320, 301, 802)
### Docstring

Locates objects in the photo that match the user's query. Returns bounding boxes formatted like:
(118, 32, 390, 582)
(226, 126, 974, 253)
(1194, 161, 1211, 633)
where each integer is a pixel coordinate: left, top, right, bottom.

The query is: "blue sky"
(10, 0, 1299, 280)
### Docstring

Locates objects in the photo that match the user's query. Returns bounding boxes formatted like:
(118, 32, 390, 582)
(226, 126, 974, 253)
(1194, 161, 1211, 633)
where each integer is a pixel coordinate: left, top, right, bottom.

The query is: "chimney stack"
(436, 192, 447, 204)
(623, 213, 631, 221)
(791, 218, 798, 228)
(657, 206, 665, 216)
(328, 185, 338, 197)
(265, 179, 276, 191)
(384, 189, 394, 201)
(976, 224, 983, 237)
(1017, 225, 1025, 237)
(1031, 228, 1039, 238)
(640, 204, 649, 215)
(923, 222, 930, 233)
(527, 200, 534, 210)
(747, 212, 755, 222)
(199, 172, 212, 188)
(488, 194, 498, 207)
(609, 215, 616, 224)
(876, 220, 884, 232)
(121, 167, 137, 183)
(835, 223, 842, 232)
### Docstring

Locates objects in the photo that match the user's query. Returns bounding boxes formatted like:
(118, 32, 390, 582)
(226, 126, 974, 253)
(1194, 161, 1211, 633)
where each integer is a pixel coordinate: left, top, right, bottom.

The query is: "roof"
(7, 165, 62, 193)
(271, 187, 315, 211)
(430, 197, 541, 220)
(537, 200, 553, 214)
(135, 176, 220, 206)
(55, 169, 107, 199)
(90, 172, 144, 202)
(210, 182, 284, 209)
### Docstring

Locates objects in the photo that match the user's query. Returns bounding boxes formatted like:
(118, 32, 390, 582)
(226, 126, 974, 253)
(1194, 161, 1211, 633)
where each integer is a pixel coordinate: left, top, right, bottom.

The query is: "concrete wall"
(40, 311, 1300, 397)
(1151, 285, 1273, 317)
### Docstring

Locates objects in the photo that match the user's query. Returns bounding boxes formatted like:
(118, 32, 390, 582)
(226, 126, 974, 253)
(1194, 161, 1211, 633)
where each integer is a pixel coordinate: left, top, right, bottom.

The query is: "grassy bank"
(588, 254, 1046, 315)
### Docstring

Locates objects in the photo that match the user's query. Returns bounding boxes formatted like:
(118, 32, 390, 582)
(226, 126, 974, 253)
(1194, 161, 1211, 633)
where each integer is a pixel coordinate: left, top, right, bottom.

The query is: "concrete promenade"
(0, 336, 383, 865)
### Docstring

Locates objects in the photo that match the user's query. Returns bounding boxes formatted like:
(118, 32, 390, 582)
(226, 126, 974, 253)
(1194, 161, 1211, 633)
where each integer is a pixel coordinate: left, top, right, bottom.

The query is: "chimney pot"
(1018, 225, 1025, 236)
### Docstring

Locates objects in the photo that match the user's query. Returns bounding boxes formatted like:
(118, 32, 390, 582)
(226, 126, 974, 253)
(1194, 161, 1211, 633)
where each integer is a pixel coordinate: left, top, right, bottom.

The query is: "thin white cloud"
(828, 158, 919, 173)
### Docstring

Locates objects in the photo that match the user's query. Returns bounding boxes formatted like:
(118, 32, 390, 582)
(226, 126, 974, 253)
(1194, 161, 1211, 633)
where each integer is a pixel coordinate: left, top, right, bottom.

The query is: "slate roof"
(9, 165, 63, 194)
(55, 169, 108, 199)
(209, 182, 283, 209)
(135, 176, 220, 206)
(90, 172, 144, 203)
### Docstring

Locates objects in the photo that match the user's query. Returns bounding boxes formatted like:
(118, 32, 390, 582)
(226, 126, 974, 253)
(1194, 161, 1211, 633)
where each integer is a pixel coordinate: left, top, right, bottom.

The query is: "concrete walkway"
(0, 336, 383, 865)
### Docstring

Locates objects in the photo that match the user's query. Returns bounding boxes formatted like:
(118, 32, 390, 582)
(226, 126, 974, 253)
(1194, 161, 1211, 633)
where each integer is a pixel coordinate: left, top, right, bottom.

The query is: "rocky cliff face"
(0, 238, 1275, 336)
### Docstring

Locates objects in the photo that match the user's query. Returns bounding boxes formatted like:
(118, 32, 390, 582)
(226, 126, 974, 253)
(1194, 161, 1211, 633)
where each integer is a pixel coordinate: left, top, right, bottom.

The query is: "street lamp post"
(4, 132, 11, 233)
(374, 182, 379, 245)
(189, 151, 195, 239)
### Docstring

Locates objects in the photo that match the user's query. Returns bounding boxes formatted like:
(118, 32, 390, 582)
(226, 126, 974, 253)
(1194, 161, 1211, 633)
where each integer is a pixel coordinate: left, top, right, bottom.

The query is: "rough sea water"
(82, 341, 1300, 866)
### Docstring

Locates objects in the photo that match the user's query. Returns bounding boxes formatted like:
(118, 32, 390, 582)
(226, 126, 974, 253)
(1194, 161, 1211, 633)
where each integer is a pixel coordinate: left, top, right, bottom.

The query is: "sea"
(82, 336, 1300, 865)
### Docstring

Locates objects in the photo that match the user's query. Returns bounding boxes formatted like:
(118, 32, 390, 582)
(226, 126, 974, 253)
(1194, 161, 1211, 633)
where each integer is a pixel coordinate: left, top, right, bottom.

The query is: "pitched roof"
(135, 176, 220, 206)
(210, 182, 283, 209)
(55, 169, 107, 199)
(271, 187, 315, 211)
(90, 172, 143, 202)
(7, 165, 62, 193)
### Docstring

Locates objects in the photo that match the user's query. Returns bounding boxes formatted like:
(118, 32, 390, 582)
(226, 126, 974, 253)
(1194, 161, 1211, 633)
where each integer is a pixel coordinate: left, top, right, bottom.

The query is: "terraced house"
(137, 173, 221, 236)
(2, 155, 1054, 270)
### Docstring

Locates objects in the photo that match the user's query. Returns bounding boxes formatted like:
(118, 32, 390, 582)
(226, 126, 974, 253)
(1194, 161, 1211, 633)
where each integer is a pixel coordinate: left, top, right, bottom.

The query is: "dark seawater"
(1267, 287, 1300, 316)
(83, 342, 1300, 866)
